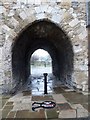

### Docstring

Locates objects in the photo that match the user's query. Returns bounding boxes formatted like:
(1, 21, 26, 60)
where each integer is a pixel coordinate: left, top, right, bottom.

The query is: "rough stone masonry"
(0, 0, 88, 93)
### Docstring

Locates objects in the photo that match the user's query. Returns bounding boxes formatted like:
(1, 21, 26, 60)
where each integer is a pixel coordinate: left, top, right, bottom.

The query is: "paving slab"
(2, 95, 11, 99)
(2, 104, 14, 118)
(6, 102, 13, 106)
(53, 87, 65, 93)
(46, 109, 59, 119)
(32, 96, 44, 101)
(15, 110, 30, 118)
(2, 99, 8, 108)
(58, 109, 76, 118)
(3, 105, 13, 110)
(8, 96, 23, 103)
(7, 111, 16, 118)
(15, 110, 45, 118)
(0, 109, 2, 120)
(2, 95, 11, 108)
(39, 109, 45, 118)
(63, 92, 88, 104)
(52, 94, 67, 103)
(57, 103, 72, 110)
(22, 90, 31, 96)
(8, 93, 23, 101)
(32, 95, 54, 101)
(12, 103, 32, 111)
(76, 108, 89, 118)
(2, 109, 11, 118)
(71, 104, 85, 109)
(8, 95, 31, 105)
(21, 97, 32, 104)
(71, 104, 89, 118)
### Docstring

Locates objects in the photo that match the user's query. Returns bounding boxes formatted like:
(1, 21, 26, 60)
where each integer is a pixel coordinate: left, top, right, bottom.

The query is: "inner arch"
(30, 49, 52, 75)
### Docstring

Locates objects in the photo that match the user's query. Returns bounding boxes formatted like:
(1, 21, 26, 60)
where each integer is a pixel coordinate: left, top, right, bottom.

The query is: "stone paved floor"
(0, 74, 90, 119)
(1, 90, 89, 119)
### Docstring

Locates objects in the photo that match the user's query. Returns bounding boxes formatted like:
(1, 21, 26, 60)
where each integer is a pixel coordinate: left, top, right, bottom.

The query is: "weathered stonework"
(0, 0, 88, 93)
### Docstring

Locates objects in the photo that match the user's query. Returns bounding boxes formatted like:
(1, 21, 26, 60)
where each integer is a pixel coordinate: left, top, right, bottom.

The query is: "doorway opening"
(30, 49, 52, 75)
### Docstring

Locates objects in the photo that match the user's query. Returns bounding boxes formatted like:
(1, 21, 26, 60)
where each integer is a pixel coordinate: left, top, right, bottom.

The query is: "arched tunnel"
(12, 19, 74, 91)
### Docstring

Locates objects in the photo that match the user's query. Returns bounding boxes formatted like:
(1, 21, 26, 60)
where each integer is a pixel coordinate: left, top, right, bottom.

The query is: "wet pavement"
(22, 74, 65, 95)
(1, 74, 90, 119)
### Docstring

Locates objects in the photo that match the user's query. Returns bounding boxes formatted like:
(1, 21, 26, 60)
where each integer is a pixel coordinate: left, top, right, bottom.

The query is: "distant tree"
(31, 54, 39, 65)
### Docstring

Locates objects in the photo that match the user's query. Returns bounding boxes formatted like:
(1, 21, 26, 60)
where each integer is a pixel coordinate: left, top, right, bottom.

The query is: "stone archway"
(11, 19, 74, 92)
(0, 1, 88, 94)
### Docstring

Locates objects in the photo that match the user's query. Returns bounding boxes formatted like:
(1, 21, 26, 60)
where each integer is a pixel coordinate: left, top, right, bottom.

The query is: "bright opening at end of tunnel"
(30, 49, 52, 75)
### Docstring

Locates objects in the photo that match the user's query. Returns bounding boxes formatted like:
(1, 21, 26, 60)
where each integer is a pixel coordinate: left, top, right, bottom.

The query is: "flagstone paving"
(1, 75, 90, 119)
(1, 91, 89, 119)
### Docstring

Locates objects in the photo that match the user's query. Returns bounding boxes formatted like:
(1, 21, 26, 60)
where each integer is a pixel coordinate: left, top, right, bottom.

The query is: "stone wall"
(88, 27, 90, 91)
(0, 0, 88, 93)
